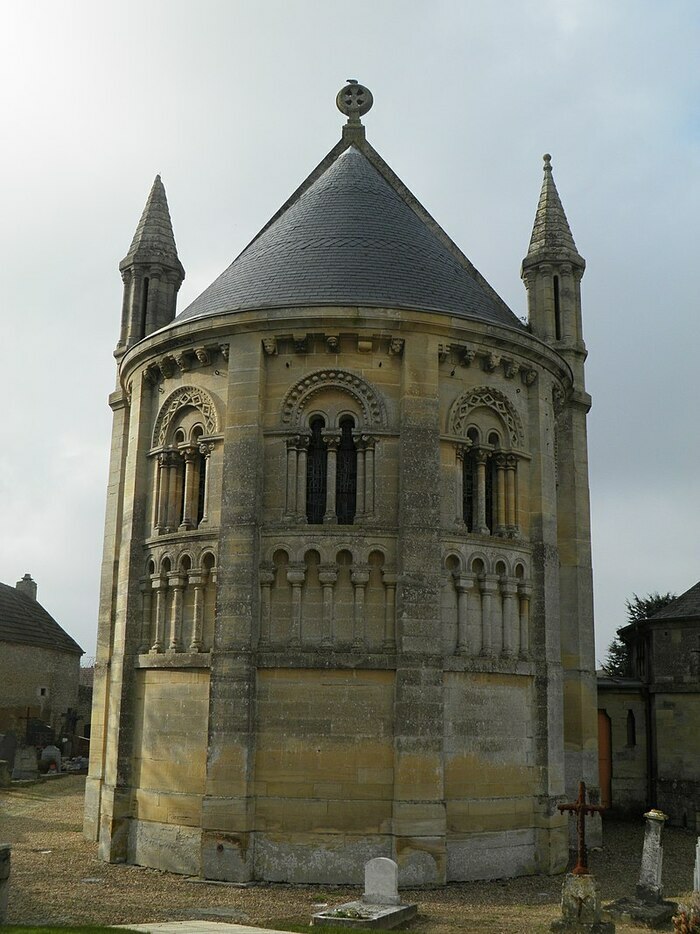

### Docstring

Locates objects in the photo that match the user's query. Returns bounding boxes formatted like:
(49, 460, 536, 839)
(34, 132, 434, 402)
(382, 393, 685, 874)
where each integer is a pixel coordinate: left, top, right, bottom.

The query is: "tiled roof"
(0, 582, 83, 655)
(176, 146, 522, 329)
(648, 581, 700, 621)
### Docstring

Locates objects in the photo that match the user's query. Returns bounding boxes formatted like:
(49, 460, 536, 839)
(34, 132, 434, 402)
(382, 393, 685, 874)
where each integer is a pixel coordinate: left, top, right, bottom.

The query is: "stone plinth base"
(605, 896, 676, 929)
(312, 900, 418, 929)
(550, 873, 615, 933)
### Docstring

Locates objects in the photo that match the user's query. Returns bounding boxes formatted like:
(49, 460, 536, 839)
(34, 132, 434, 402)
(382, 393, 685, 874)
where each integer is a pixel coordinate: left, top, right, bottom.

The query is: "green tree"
(602, 591, 677, 677)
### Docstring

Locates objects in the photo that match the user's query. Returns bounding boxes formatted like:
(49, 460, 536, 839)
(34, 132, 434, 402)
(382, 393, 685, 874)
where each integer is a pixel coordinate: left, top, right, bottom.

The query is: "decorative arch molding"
(281, 369, 387, 428)
(153, 385, 219, 447)
(449, 386, 524, 447)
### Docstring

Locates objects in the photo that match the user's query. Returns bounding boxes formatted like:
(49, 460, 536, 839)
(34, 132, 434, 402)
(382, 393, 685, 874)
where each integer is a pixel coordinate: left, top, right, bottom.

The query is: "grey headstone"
(363, 856, 400, 906)
(636, 809, 667, 904)
(694, 837, 700, 893)
(11, 746, 38, 780)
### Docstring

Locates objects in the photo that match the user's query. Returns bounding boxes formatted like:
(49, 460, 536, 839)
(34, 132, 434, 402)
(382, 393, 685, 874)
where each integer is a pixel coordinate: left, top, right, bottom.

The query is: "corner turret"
(521, 155, 586, 384)
(116, 175, 184, 356)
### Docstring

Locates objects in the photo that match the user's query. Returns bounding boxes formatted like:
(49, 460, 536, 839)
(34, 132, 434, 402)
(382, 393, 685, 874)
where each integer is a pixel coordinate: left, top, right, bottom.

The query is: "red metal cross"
(558, 780, 606, 874)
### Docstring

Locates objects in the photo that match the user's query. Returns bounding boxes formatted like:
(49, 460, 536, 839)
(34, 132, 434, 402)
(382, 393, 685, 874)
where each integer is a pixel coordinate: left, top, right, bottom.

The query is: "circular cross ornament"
(336, 80, 373, 123)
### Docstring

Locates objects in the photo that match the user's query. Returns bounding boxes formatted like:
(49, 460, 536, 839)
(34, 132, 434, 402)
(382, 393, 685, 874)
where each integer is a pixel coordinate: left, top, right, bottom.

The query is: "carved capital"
(258, 564, 275, 586)
(474, 448, 490, 466)
(455, 441, 472, 461)
(351, 566, 370, 586)
(318, 565, 339, 585)
(505, 454, 517, 470)
(494, 453, 508, 468)
(322, 430, 342, 451)
(456, 573, 476, 592)
(286, 564, 306, 585)
(381, 570, 398, 587)
(480, 573, 500, 594)
(198, 441, 215, 457)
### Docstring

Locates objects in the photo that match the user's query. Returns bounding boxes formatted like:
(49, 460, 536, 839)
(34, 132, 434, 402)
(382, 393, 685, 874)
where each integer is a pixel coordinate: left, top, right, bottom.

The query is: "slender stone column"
(381, 571, 397, 650)
(150, 578, 166, 653)
(467, 575, 482, 654)
(197, 442, 214, 527)
(495, 454, 507, 535)
(475, 449, 489, 534)
(319, 565, 338, 648)
(296, 436, 309, 521)
(455, 444, 468, 525)
(501, 577, 519, 656)
(179, 447, 197, 530)
(287, 564, 306, 646)
(285, 438, 298, 517)
(351, 566, 370, 649)
(188, 573, 205, 652)
(166, 453, 180, 530)
(506, 455, 518, 533)
(480, 574, 499, 655)
(518, 583, 531, 657)
(156, 452, 171, 532)
(257, 566, 275, 648)
(355, 439, 366, 518)
(323, 431, 341, 522)
(363, 436, 375, 516)
(138, 583, 152, 653)
(167, 574, 185, 652)
(151, 456, 161, 531)
(455, 574, 475, 654)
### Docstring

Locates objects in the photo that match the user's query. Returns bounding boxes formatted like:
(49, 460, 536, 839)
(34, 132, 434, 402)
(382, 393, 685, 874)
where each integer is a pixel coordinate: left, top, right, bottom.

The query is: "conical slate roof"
(524, 154, 584, 268)
(120, 175, 184, 273)
(176, 145, 522, 328)
(0, 581, 83, 655)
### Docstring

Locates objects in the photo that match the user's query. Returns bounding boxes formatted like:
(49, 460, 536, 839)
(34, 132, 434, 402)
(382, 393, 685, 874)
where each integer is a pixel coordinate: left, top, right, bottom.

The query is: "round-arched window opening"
(337, 417, 357, 525)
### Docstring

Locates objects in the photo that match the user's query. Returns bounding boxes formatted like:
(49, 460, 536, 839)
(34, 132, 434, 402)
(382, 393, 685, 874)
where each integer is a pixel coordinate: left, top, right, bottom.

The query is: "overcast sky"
(1, 0, 698, 663)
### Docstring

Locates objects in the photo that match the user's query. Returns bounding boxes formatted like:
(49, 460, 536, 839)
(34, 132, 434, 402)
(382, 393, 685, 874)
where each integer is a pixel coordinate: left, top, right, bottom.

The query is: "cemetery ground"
(1, 776, 697, 933)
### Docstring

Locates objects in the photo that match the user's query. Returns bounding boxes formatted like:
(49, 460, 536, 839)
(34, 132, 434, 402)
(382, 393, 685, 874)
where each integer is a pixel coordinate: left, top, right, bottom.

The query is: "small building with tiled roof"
(597, 580, 700, 830)
(88, 81, 599, 884)
(0, 574, 83, 754)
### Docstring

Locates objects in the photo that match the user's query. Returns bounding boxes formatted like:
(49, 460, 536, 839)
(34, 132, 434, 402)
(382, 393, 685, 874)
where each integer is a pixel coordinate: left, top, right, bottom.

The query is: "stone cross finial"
(558, 781, 606, 875)
(336, 79, 373, 125)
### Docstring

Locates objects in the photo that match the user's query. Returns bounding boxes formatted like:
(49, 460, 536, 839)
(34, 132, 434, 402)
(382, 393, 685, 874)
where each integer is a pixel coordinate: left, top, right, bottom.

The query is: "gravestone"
(363, 857, 400, 906)
(606, 810, 676, 928)
(0, 844, 10, 923)
(312, 856, 417, 929)
(11, 745, 38, 780)
(636, 808, 666, 903)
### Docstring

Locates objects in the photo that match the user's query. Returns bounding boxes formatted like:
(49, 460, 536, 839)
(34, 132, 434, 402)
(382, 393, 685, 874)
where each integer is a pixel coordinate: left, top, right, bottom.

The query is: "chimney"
(16, 573, 37, 601)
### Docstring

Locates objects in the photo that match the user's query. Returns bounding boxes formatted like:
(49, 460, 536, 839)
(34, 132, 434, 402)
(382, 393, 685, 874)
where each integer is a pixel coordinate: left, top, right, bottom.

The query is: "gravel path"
(1, 776, 696, 932)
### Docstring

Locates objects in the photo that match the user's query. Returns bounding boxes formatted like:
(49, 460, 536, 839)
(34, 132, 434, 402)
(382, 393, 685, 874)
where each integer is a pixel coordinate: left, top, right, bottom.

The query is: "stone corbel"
(143, 363, 160, 385)
(262, 337, 277, 356)
(175, 351, 191, 372)
(388, 338, 404, 356)
(460, 346, 476, 366)
(357, 338, 373, 353)
(521, 368, 538, 386)
(219, 343, 229, 361)
(293, 334, 308, 353)
(194, 346, 210, 366)
(325, 334, 339, 352)
(503, 359, 520, 379)
(485, 352, 501, 372)
(158, 356, 175, 379)
(438, 343, 451, 363)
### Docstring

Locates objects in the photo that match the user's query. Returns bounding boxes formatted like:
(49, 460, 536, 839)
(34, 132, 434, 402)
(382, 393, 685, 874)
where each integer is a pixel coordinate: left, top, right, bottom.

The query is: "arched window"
(626, 709, 636, 747)
(336, 417, 357, 525)
(306, 417, 327, 524)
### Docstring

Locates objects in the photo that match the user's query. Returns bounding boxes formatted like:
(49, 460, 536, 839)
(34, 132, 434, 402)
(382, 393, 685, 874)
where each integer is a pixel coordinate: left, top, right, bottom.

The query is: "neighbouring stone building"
(598, 581, 700, 831)
(85, 82, 599, 884)
(0, 574, 83, 762)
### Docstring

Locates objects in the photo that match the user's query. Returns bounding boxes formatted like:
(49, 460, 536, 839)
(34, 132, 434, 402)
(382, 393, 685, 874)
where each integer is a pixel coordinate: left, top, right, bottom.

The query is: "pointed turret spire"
(521, 155, 586, 363)
(116, 176, 185, 355)
(524, 155, 584, 269)
(120, 175, 183, 269)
